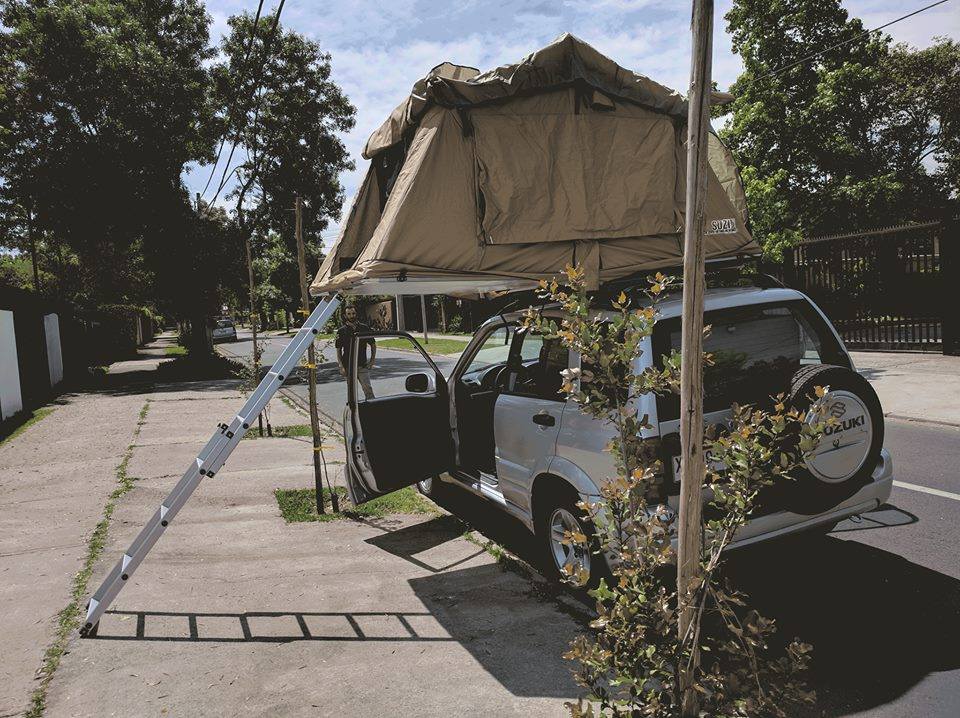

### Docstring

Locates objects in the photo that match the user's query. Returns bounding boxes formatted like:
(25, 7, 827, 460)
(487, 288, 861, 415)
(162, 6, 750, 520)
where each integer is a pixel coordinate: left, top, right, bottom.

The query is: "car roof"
(497, 286, 809, 324)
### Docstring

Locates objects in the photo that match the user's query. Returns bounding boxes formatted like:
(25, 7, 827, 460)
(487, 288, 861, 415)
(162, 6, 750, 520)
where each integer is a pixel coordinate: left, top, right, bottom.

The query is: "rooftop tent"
(311, 33, 758, 297)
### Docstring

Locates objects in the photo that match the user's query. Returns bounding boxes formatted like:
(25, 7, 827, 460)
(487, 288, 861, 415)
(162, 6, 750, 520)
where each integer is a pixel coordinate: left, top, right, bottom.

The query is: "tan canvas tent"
(312, 33, 758, 297)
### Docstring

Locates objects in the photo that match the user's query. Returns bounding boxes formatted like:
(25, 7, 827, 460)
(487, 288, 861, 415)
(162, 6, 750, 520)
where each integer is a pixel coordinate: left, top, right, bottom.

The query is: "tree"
(0, 0, 217, 307)
(722, 0, 958, 256)
(211, 11, 355, 314)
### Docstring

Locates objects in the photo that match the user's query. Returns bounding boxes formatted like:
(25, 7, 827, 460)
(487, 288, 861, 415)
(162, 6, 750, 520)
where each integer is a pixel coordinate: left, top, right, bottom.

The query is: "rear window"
(216, 319, 234, 329)
(653, 300, 848, 422)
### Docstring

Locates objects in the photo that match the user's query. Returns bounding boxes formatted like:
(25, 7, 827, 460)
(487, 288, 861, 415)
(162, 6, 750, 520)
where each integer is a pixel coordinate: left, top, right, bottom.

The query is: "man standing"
(336, 305, 377, 399)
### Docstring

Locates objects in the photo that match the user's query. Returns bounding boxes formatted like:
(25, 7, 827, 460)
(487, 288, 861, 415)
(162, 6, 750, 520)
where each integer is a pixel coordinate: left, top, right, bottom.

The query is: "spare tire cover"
(777, 364, 885, 515)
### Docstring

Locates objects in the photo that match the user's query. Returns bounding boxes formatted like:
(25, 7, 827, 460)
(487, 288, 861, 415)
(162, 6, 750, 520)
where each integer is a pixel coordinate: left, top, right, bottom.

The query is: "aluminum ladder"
(81, 295, 341, 635)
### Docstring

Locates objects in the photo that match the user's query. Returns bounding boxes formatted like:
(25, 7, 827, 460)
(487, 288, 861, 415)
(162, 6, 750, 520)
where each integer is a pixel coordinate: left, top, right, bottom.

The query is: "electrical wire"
(200, 0, 266, 200)
(750, 0, 953, 84)
(209, 0, 288, 206)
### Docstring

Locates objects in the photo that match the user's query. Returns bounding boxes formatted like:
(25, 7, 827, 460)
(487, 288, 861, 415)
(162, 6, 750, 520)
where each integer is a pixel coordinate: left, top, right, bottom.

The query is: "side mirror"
(405, 372, 432, 393)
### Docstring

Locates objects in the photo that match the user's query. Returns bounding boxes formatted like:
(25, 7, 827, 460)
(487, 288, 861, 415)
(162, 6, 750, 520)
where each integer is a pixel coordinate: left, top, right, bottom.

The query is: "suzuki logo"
(830, 401, 847, 419)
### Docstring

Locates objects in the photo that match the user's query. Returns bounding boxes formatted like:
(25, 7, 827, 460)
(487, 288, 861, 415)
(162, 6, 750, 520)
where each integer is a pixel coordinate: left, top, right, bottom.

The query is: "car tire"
(773, 363, 885, 515)
(535, 488, 609, 590)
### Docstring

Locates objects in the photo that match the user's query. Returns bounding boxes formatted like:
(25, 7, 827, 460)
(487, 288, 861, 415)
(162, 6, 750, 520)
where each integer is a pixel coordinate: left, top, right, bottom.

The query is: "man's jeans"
(357, 367, 375, 400)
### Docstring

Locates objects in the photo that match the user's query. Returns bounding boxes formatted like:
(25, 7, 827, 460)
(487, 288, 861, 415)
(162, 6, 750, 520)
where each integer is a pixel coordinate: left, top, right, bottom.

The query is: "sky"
(184, 0, 960, 248)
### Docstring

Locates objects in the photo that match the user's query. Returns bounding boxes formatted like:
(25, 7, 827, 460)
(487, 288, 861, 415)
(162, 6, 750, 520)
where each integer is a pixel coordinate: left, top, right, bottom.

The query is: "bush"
(525, 267, 828, 717)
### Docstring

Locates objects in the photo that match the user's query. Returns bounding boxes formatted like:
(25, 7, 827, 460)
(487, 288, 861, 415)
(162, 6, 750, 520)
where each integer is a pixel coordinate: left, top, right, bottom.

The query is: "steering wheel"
(487, 364, 512, 392)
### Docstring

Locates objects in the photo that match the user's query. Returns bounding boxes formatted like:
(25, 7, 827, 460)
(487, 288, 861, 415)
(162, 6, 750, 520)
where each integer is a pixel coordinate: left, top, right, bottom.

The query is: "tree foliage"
(0, 0, 216, 308)
(722, 0, 959, 256)
(525, 267, 831, 716)
(211, 11, 355, 316)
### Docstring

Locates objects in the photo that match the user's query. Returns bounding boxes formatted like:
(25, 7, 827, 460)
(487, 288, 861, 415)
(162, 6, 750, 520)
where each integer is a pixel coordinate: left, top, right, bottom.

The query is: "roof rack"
(594, 254, 781, 304)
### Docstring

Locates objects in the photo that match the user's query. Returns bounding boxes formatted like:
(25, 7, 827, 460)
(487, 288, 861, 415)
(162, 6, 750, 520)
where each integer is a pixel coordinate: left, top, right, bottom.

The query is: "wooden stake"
(678, 1, 713, 715)
(295, 196, 332, 513)
(246, 238, 264, 437)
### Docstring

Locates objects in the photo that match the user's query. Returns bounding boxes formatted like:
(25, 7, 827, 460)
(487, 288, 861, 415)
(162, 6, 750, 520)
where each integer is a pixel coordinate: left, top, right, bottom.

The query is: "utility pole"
(246, 238, 264, 437)
(26, 204, 40, 292)
(420, 295, 429, 344)
(677, 1, 713, 715)
(295, 196, 334, 514)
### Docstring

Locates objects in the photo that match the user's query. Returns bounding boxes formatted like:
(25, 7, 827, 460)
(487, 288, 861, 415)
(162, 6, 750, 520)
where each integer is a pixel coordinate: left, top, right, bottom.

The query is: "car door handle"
(532, 411, 555, 427)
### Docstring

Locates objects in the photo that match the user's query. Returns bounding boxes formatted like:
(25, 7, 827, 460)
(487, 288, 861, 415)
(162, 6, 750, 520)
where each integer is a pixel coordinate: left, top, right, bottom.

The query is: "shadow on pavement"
(724, 532, 960, 716)
(364, 513, 488, 573)
(87, 609, 457, 643)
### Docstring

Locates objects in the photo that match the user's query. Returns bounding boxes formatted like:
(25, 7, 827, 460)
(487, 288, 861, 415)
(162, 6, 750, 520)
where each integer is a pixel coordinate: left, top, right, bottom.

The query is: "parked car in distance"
(341, 279, 892, 586)
(212, 317, 238, 343)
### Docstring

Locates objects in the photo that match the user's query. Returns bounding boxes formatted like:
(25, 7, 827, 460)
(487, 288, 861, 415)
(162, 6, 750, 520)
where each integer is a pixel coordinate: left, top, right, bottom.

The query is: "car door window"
(506, 331, 569, 402)
(355, 335, 440, 401)
(464, 324, 515, 375)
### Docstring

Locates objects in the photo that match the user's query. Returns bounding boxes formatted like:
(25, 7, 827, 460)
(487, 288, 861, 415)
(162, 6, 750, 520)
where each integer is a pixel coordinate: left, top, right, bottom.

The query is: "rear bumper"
(594, 449, 894, 567)
(728, 447, 894, 549)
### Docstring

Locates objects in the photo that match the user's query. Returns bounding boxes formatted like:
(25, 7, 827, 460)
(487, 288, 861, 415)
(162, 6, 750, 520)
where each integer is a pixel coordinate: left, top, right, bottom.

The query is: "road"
(219, 329, 460, 425)
(219, 329, 960, 718)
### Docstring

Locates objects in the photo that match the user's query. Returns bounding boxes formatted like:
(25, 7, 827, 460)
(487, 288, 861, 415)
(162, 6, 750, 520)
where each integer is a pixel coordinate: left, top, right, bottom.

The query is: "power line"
(200, 0, 266, 200)
(209, 0, 288, 206)
(751, 0, 953, 84)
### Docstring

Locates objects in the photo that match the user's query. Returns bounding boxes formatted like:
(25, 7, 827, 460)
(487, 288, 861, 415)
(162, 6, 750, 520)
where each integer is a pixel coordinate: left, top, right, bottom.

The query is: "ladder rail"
(82, 295, 341, 634)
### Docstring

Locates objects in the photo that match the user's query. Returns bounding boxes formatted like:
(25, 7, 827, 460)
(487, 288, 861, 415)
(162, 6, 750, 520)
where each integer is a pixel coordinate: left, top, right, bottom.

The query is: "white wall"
(43, 313, 64, 387)
(0, 310, 24, 420)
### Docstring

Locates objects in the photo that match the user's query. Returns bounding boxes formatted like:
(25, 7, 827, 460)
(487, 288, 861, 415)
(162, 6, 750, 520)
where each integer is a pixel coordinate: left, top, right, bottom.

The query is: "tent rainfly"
(311, 33, 759, 297)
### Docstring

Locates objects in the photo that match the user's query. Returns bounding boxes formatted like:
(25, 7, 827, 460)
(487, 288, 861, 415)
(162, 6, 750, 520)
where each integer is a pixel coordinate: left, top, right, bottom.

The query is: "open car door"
(344, 331, 454, 504)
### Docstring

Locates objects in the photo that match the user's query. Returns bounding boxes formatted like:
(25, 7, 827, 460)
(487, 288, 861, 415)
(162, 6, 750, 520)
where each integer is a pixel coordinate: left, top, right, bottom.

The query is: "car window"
(506, 331, 569, 401)
(216, 319, 234, 329)
(654, 300, 848, 422)
(464, 324, 514, 374)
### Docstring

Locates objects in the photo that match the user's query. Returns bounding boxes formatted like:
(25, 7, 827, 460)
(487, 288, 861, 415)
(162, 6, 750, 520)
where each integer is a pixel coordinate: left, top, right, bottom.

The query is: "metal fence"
(781, 220, 958, 354)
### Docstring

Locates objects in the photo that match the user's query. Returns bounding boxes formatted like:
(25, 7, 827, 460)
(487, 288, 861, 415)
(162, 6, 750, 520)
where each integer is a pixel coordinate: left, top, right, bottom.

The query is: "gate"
(781, 220, 958, 354)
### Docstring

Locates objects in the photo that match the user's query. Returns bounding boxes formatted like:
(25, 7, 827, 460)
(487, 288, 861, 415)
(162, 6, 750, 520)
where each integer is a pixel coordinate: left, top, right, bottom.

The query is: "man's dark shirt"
(336, 321, 374, 368)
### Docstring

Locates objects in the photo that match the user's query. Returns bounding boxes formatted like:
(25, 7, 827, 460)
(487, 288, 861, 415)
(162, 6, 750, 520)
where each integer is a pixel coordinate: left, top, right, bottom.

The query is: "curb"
(884, 412, 960, 429)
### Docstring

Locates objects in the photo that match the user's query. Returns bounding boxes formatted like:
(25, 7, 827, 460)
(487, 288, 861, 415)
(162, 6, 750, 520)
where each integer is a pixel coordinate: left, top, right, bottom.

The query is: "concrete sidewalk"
(1, 338, 582, 717)
(850, 351, 960, 426)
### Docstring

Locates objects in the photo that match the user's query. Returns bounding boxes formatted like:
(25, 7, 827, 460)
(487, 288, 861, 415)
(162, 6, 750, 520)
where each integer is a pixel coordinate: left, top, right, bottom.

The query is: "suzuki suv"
(342, 283, 892, 583)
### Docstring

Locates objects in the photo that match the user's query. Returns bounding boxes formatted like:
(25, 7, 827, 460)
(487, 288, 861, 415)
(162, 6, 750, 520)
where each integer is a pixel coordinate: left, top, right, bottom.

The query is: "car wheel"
(773, 364, 885, 515)
(536, 490, 607, 589)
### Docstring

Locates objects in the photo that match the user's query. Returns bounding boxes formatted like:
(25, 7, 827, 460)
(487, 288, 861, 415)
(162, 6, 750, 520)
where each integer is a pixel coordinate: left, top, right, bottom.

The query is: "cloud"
(187, 0, 959, 246)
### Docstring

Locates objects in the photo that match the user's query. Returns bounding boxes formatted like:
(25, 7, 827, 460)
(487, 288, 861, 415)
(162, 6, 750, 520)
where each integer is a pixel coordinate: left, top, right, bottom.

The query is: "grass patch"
(0, 406, 55, 447)
(26, 400, 150, 718)
(164, 344, 188, 357)
(376, 337, 469, 355)
(243, 423, 314, 440)
(275, 485, 438, 523)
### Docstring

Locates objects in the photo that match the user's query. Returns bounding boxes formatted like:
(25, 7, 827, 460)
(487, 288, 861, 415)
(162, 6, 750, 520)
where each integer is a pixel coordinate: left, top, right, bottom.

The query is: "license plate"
(671, 455, 725, 481)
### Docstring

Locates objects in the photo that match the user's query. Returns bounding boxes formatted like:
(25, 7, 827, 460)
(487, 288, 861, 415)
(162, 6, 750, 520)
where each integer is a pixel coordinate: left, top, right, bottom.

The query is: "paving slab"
(0, 390, 147, 717)
(851, 351, 960, 426)
(44, 388, 583, 718)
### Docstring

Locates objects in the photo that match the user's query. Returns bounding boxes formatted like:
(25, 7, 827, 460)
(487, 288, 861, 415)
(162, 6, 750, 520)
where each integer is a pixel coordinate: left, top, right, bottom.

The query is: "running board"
(81, 296, 341, 635)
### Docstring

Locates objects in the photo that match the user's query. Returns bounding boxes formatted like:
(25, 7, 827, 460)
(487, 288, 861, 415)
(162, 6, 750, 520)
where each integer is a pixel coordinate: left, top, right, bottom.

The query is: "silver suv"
(342, 284, 892, 583)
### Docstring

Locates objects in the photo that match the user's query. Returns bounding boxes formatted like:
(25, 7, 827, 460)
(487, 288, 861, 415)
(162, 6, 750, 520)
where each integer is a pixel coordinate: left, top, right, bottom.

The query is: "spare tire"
(774, 363, 884, 515)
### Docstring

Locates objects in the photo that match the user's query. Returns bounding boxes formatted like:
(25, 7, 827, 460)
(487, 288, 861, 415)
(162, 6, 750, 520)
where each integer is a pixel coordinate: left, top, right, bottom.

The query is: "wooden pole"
(295, 196, 333, 514)
(27, 205, 40, 292)
(246, 238, 264, 437)
(678, 1, 713, 715)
